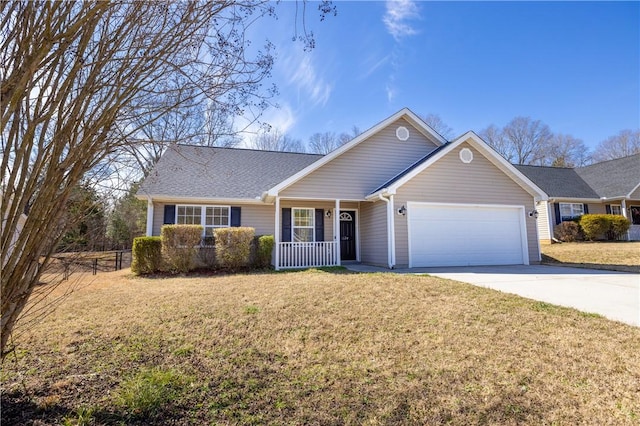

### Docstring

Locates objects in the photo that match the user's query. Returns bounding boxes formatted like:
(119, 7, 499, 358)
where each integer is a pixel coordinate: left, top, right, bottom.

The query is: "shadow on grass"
(0, 390, 185, 426)
(541, 254, 640, 273)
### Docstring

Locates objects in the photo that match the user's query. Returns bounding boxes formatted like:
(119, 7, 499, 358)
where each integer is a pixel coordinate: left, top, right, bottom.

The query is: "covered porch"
(273, 198, 361, 270)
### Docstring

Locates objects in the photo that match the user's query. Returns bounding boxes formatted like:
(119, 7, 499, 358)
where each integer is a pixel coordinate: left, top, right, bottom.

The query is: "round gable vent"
(459, 148, 473, 163)
(396, 126, 410, 141)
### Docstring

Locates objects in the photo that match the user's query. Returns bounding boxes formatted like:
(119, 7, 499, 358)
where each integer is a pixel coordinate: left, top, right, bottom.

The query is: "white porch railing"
(629, 225, 640, 241)
(278, 241, 338, 269)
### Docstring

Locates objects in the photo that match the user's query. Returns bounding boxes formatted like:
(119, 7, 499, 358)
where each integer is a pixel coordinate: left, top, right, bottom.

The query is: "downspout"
(377, 193, 394, 269)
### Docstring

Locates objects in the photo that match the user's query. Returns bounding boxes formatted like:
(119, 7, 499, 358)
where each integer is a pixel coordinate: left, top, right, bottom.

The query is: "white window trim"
(559, 203, 584, 222)
(176, 205, 231, 236)
(610, 205, 622, 215)
(292, 207, 315, 242)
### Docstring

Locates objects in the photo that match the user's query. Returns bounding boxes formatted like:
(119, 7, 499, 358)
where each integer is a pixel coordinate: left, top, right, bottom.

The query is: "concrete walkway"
(345, 264, 640, 327)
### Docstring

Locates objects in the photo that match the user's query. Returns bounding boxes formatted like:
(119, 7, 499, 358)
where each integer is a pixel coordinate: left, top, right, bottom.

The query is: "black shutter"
(605, 204, 611, 214)
(282, 208, 292, 242)
(583, 204, 589, 214)
(163, 205, 176, 224)
(230, 207, 241, 227)
(554, 203, 561, 225)
(315, 209, 325, 242)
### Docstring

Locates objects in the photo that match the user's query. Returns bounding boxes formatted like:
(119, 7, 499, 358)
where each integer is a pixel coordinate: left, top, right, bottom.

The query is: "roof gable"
(367, 131, 547, 201)
(265, 108, 447, 198)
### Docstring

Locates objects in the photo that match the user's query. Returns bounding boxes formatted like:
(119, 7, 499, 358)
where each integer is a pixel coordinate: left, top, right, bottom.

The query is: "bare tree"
(1, 1, 331, 356)
(481, 117, 553, 165)
(547, 134, 591, 167)
(592, 129, 640, 162)
(479, 124, 512, 161)
(338, 125, 361, 145)
(422, 113, 454, 140)
(249, 128, 305, 152)
(309, 131, 340, 154)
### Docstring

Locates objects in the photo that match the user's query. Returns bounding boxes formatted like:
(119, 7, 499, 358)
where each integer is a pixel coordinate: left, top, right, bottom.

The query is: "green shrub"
(609, 215, 631, 240)
(579, 214, 610, 241)
(161, 225, 203, 273)
(553, 221, 582, 242)
(255, 235, 275, 268)
(115, 368, 189, 417)
(131, 236, 162, 274)
(215, 227, 255, 270)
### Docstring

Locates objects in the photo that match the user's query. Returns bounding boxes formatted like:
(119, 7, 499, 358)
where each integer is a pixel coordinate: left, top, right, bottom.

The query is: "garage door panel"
(409, 203, 525, 267)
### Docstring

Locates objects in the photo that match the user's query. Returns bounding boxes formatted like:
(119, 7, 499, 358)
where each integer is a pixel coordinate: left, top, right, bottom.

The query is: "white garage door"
(408, 203, 527, 267)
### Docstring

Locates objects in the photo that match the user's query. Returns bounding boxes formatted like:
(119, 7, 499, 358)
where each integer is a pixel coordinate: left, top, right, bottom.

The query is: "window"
(559, 203, 584, 222)
(177, 205, 230, 236)
(204, 206, 230, 236)
(177, 206, 202, 224)
(293, 208, 314, 242)
(610, 205, 622, 215)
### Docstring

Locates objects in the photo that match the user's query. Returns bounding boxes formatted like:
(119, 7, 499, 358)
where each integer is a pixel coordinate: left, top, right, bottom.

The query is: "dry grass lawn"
(542, 241, 640, 273)
(2, 268, 639, 425)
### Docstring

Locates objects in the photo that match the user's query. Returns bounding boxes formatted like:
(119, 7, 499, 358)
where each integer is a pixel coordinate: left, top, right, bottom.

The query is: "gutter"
(376, 190, 395, 269)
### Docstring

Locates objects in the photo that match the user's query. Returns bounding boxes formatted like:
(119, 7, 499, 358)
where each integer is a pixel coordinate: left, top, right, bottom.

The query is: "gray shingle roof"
(576, 153, 640, 198)
(515, 153, 640, 199)
(138, 144, 322, 200)
(513, 165, 600, 198)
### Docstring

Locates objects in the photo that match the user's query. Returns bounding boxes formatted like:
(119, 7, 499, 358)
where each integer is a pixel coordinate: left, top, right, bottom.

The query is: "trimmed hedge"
(131, 236, 162, 275)
(610, 215, 631, 239)
(579, 214, 631, 241)
(255, 235, 275, 268)
(161, 225, 203, 273)
(215, 227, 255, 270)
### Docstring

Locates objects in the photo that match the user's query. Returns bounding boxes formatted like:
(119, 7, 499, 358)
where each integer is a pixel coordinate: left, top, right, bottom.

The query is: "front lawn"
(2, 269, 639, 425)
(542, 241, 640, 273)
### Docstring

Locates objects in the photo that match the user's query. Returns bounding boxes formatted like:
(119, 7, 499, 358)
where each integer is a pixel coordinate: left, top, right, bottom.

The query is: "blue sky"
(244, 1, 639, 151)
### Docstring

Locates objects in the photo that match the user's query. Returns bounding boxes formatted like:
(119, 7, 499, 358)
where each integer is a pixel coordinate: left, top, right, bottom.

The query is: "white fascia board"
(144, 195, 266, 205)
(548, 197, 602, 203)
(266, 108, 447, 197)
(626, 182, 640, 199)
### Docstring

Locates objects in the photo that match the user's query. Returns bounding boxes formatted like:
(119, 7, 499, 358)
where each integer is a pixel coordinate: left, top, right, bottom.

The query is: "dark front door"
(631, 206, 640, 225)
(339, 210, 356, 261)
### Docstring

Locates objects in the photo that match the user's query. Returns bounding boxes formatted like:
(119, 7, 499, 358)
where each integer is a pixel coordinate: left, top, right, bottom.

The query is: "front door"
(339, 210, 356, 261)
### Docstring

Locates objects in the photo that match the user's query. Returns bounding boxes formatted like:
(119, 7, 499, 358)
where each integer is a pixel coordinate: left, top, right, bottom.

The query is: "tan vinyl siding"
(152, 202, 165, 236)
(587, 203, 606, 215)
(240, 205, 276, 236)
(281, 118, 440, 200)
(536, 200, 552, 242)
(360, 201, 388, 266)
(394, 142, 540, 266)
(152, 202, 275, 237)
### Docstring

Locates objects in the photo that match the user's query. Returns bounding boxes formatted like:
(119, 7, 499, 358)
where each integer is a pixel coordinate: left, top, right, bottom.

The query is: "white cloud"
(383, 0, 420, 41)
(288, 53, 332, 107)
(237, 103, 296, 148)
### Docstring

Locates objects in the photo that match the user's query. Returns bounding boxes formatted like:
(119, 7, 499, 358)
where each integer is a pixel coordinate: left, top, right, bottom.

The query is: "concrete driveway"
(346, 264, 640, 326)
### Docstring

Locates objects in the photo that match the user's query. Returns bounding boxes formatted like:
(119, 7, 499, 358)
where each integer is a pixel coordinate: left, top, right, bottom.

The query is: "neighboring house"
(515, 153, 640, 243)
(137, 108, 547, 270)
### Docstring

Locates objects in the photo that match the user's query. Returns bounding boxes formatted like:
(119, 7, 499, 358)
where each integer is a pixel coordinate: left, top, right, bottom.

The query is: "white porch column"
(275, 197, 280, 270)
(335, 199, 341, 265)
(146, 198, 154, 236)
(621, 199, 630, 241)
